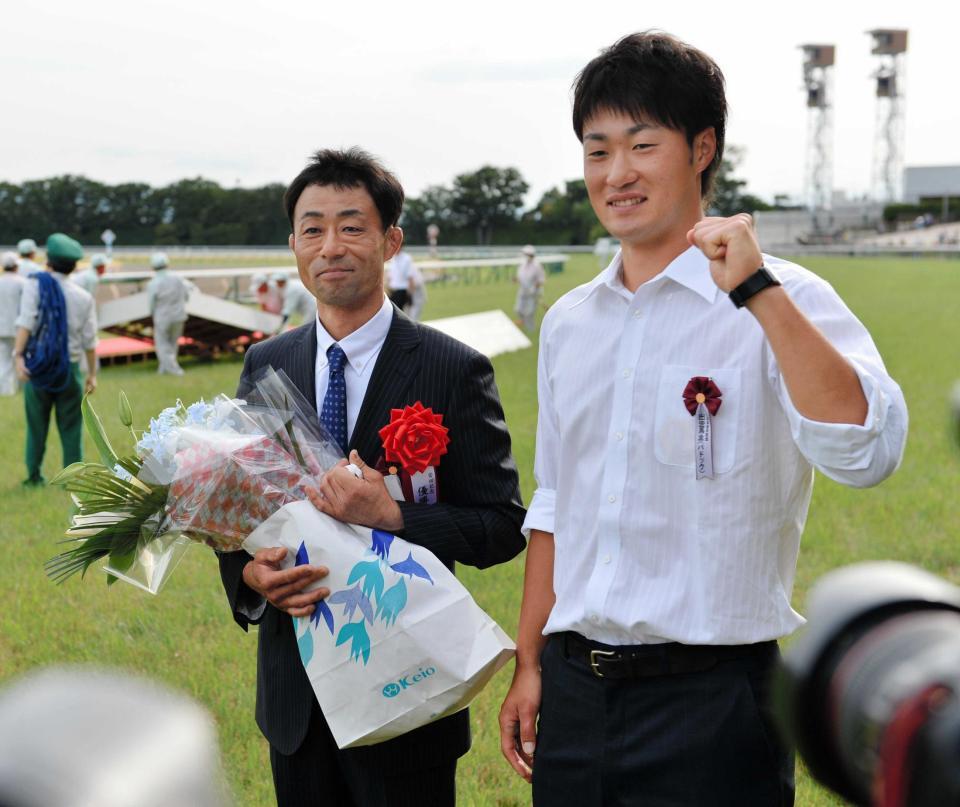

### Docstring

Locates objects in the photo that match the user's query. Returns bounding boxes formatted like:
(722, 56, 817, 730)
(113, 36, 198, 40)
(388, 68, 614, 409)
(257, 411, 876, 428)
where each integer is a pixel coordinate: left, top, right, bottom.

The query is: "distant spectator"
(514, 245, 545, 331)
(386, 247, 415, 309)
(249, 272, 271, 310)
(13, 233, 97, 486)
(0, 252, 26, 396)
(427, 222, 440, 257)
(147, 252, 192, 376)
(406, 261, 427, 321)
(16, 239, 42, 278)
(72, 253, 108, 296)
(272, 271, 315, 333)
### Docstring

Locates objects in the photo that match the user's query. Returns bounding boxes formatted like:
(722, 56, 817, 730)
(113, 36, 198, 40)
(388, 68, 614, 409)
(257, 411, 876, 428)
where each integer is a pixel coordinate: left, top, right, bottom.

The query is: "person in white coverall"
(16, 239, 43, 279)
(272, 271, 316, 333)
(0, 252, 26, 395)
(147, 252, 192, 376)
(72, 253, 108, 296)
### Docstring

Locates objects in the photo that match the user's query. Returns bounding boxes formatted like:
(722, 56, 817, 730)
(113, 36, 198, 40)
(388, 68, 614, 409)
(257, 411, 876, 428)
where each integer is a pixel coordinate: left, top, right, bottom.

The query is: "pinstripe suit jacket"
(218, 304, 526, 773)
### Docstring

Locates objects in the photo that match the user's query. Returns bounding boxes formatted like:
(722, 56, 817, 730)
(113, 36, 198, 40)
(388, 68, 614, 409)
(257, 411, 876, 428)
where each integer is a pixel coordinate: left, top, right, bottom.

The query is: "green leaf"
(118, 391, 133, 428)
(106, 573, 118, 586)
(50, 462, 93, 486)
(82, 394, 119, 467)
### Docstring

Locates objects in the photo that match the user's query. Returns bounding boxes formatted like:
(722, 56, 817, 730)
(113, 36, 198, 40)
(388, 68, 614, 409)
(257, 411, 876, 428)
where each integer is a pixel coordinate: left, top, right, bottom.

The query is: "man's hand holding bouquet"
(45, 368, 514, 748)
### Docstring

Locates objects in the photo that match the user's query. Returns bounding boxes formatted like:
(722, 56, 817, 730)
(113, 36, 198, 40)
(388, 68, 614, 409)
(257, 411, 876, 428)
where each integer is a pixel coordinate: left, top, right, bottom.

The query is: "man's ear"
(288, 232, 295, 252)
(693, 127, 717, 173)
(384, 226, 403, 262)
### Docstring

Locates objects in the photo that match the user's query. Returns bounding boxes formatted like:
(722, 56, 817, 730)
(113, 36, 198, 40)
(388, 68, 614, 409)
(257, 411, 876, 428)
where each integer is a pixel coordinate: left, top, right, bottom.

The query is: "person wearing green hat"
(13, 233, 98, 486)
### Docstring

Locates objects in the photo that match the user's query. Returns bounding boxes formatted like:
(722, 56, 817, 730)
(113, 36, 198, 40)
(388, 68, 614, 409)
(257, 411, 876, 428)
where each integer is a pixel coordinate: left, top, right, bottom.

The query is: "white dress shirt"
(522, 247, 908, 646)
(314, 296, 393, 443)
(16, 271, 98, 362)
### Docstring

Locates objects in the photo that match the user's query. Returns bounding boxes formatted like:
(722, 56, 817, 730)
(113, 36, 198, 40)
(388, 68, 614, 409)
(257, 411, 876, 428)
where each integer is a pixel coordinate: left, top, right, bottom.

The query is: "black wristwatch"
(728, 266, 781, 309)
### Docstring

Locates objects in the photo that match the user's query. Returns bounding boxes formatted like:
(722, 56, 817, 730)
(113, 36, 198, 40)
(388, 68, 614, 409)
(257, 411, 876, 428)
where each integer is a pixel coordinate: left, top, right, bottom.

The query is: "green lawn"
(1, 253, 957, 806)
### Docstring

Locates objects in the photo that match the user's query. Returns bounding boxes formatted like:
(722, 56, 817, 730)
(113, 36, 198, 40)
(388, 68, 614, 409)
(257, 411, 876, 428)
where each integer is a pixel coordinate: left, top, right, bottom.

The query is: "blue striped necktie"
(320, 343, 348, 455)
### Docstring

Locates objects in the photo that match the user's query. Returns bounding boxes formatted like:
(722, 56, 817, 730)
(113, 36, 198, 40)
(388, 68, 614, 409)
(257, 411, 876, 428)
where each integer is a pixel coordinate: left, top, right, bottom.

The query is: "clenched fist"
(687, 214, 764, 293)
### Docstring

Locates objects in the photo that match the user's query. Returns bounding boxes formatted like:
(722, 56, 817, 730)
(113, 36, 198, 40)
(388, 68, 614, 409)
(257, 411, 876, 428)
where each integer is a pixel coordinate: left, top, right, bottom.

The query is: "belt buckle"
(589, 648, 616, 678)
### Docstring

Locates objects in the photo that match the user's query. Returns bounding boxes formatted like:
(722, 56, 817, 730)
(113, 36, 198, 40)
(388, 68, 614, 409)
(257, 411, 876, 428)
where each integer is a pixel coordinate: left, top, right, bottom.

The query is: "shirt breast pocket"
(653, 364, 741, 474)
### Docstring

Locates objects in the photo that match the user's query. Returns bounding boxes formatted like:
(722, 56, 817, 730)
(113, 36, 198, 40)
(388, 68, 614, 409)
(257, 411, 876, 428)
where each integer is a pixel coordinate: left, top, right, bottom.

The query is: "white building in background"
(902, 165, 960, 205)
(753, 192, 883, 249)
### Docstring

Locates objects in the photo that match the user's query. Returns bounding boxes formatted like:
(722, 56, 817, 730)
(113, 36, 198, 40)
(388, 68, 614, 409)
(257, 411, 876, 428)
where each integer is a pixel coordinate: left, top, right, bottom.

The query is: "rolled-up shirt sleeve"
(522, 318, 561, 537)
(770, 274, 908, 488)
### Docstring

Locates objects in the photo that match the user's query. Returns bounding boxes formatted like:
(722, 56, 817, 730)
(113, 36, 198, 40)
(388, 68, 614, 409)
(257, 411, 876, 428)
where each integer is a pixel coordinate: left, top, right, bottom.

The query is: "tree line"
(0, 153, 772, 247)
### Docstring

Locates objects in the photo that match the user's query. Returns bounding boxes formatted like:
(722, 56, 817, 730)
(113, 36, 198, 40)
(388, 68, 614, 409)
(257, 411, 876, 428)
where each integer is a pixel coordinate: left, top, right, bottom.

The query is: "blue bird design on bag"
(311, 600, 335, 634)
(327, 584, 374, 625)
(370, 529, 395, 561)
(336, 620, 371, 665)
(296, 617, 314, 665)
(376, 578, 407, 627)
(296, 541, 334, 634)
(347, 559, 385, 604)
(389, 551, 434, 585)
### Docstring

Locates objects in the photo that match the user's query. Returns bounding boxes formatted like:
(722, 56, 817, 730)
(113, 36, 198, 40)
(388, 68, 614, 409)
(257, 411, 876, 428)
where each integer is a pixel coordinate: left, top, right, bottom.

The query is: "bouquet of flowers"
(45, 368, 342, 593)
(44, 368, 516, 748)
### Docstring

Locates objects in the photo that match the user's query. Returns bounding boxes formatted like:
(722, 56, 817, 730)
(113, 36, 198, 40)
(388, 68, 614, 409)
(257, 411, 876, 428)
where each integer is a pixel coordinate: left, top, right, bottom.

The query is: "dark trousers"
(532, 634, 794, 807)
(24, 363, 83, 482)
(270, 703, 457, 807)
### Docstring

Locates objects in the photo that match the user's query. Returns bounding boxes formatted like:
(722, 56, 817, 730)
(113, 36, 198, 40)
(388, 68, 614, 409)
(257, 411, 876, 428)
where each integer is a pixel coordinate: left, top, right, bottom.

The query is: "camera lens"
(775, 562, 960, 806)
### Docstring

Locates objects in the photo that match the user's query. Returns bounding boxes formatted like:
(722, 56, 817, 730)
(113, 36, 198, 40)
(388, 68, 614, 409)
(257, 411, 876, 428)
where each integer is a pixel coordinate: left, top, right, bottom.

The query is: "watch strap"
(729, 266, 782, 309)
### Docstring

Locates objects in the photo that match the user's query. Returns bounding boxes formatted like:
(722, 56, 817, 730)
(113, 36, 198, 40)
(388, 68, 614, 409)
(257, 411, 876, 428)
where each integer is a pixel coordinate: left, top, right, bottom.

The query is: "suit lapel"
(289, 320, 319, 413)
(350, 306, 421, 463)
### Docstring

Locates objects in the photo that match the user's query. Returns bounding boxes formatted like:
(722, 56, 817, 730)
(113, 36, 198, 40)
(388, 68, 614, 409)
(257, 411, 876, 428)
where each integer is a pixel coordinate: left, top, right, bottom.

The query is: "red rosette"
(682, 376, 722, 416)
(378, 401, 450, 476)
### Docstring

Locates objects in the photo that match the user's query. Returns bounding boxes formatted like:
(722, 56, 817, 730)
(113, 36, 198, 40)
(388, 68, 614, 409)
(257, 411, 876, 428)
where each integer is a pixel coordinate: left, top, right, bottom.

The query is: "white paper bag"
(242, 500, 515, 749)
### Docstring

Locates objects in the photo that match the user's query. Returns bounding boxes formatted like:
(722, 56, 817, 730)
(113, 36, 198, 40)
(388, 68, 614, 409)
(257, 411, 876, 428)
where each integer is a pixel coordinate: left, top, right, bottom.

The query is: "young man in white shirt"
(499, 32, 908, 807)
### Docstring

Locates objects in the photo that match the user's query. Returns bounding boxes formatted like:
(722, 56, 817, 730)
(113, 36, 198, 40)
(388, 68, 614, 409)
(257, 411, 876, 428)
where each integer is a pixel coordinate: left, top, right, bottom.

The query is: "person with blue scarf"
(13, 233, 98, 487)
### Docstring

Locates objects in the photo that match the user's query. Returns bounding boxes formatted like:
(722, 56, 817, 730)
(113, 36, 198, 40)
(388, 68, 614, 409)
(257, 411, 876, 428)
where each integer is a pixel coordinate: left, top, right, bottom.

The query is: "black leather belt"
(560, 632, 776, 679)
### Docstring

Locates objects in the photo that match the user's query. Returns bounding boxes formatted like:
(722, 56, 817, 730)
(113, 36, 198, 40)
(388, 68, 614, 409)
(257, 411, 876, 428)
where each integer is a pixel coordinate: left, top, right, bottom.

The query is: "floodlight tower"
(801, 44, 835, 226)
(868, 29, 908, 202)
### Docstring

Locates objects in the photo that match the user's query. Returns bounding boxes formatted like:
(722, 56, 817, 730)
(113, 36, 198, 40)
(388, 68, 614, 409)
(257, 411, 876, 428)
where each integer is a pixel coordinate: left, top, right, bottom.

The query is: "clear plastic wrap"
(47, 367, 343, 593)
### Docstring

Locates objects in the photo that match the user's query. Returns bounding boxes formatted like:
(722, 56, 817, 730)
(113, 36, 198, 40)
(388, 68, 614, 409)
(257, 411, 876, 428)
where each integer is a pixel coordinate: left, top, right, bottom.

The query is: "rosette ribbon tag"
(377, 402, 450, 505)
(682, 377, 722, 480)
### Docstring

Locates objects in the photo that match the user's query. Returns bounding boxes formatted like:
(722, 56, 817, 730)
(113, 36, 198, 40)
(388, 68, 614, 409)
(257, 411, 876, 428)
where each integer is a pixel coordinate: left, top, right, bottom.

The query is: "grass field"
(1, 253, 958, 806)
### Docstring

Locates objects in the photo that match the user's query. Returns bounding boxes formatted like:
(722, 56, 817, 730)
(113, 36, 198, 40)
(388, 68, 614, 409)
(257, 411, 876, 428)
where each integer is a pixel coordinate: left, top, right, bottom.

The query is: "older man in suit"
(218, 148, 526, 807)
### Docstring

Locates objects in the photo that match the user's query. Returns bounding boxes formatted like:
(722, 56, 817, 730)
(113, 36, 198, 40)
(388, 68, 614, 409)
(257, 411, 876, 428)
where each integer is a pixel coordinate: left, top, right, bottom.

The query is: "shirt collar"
(660, 245, 719, 304)
(576, 245, 718, 306)
(315, 295, 393, 374)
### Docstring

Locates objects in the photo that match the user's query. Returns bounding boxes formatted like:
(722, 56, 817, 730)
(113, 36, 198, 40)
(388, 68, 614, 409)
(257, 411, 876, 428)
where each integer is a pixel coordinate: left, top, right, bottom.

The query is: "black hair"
(48, 258, 76, 275)
(572, 32, 727, 200)
(284, 148, 404, 232)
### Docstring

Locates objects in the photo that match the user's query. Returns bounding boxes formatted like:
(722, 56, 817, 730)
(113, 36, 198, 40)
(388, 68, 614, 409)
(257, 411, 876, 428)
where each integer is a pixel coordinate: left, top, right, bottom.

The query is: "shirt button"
(615, 432, 624, 441)
(602, 555, 611, 564)
(634, 311, 642, 319)
(590, 615, 599, 624)
(608, 494, 616, 503)
(622, 369, 631, 378)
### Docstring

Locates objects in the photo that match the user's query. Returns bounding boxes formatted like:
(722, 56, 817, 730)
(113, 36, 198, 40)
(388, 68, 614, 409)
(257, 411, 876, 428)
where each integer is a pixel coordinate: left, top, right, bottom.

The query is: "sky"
(5, 0, 957, 212)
